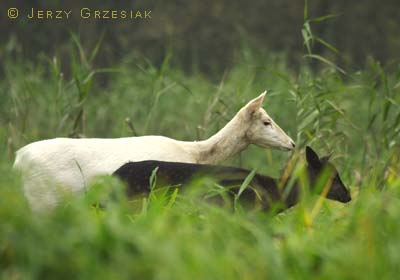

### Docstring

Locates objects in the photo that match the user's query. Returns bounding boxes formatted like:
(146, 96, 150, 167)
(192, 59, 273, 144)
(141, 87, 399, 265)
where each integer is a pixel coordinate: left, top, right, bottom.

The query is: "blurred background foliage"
(1, 0, 400, 77)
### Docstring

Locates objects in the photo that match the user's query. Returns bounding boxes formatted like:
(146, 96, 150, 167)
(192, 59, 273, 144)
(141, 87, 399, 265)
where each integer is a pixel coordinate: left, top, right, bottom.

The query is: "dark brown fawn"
(113, 146, 351, 212)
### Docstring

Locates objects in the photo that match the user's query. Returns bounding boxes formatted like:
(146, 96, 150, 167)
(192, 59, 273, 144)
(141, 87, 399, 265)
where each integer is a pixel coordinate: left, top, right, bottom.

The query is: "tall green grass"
(1, 39, 400, 279)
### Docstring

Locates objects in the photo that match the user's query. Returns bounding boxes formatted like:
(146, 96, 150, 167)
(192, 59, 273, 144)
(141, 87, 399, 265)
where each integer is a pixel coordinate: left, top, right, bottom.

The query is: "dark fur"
(113, 146, 351, 212)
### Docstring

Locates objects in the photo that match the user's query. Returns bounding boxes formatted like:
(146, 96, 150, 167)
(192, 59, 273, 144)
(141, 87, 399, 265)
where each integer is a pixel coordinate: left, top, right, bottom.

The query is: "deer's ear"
(320, 153, 332, 163)
(306, 146, 321, 169)
(243, 91, 267, 118)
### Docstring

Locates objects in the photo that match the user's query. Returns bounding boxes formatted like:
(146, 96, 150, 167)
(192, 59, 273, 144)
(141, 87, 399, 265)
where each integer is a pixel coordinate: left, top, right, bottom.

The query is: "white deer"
(14, 91, 295, 210)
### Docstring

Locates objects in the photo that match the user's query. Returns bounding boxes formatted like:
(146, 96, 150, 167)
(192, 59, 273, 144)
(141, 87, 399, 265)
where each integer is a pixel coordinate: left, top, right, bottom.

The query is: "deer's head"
(306, 146, 351, 203)
(240, 91, 295, 151)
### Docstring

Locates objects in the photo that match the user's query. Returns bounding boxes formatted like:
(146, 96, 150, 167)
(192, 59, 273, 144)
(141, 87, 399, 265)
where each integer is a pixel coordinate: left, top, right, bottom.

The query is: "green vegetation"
(1, 39, 400, 279)
(3, 0, 400, 73)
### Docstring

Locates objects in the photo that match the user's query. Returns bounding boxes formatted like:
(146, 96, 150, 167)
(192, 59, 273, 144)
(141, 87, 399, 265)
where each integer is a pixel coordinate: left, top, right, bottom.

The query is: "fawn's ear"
(306, 146, 322, 169)
(242, 91, 267, 118)
(320, 152, 332, 163)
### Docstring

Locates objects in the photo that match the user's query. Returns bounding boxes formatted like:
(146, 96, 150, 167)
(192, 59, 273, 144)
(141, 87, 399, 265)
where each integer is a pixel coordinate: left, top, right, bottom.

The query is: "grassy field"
(1, 44, 400, 279)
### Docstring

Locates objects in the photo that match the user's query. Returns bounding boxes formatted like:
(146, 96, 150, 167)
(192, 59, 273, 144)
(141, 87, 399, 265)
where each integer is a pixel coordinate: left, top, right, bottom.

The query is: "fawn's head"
(306, 146, 351, 203)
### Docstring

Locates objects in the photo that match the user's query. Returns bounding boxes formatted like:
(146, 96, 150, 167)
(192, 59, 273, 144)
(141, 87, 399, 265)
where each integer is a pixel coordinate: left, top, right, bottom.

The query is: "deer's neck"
(282, 182, 300, 208)
(282, 167, 316, 208)
(191, 115, 249, 164)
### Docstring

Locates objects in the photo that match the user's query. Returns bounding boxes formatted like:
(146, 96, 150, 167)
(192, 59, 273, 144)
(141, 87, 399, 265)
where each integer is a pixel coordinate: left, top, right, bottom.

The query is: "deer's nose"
(290, 141, 296, 148)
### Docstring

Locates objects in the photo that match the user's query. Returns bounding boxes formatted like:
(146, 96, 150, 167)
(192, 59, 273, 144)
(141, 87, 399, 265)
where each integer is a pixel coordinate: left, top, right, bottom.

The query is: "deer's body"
(14, 92, 296, 211)
(114, 147, 351, 212)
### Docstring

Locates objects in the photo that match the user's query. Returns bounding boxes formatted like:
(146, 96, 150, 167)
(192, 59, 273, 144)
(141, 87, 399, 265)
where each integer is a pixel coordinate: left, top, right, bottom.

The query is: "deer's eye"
(263, 120, 271, 126)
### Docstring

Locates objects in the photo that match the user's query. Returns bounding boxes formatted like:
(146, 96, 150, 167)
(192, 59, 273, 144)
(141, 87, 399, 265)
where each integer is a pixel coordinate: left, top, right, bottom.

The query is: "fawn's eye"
(263, 120, 271, 126)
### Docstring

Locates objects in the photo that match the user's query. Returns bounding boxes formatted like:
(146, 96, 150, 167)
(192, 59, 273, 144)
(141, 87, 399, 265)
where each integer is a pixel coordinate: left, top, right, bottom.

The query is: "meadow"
(0, 42, 400, 279)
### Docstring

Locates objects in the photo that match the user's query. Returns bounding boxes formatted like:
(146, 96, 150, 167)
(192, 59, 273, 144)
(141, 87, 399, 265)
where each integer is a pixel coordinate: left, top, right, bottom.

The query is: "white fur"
(14, 91, 295, 210)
